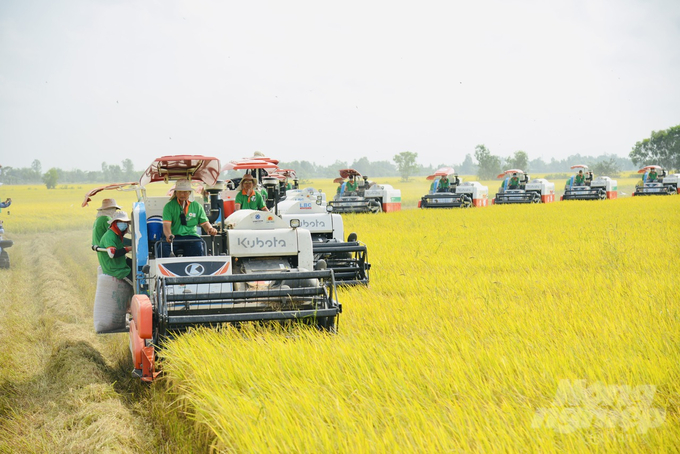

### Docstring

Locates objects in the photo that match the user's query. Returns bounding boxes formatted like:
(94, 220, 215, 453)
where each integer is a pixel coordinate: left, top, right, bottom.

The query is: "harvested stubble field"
(0, 182, 678, 453)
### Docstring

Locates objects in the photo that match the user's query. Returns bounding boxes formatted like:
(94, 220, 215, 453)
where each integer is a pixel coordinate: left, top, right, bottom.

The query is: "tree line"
(4, 124, 680, 187)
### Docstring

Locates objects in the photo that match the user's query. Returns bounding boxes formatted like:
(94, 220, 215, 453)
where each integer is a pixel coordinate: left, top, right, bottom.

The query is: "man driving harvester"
(162, 179, 217, 257)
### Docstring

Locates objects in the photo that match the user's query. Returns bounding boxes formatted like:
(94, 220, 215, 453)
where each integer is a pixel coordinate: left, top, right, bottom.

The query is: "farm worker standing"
(438, 176, 450, 192)
(345, 175, 358, 192)
(235, 174, 268, 211)
(91, 198, 121, 249)
(574, 170, 585, 185)
(162, 179, 217, 257)
(648, 168, 658, 182)
(336, 180, 345, 194)
(98, 211, 133, 283)
(508, 173, 520, 189)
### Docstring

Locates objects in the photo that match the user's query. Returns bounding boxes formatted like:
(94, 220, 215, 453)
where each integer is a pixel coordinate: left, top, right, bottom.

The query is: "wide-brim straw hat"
(97, 198, 121, 211)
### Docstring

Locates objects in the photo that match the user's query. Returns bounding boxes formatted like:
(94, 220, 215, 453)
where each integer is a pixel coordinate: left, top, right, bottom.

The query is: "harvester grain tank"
(85, 155, 340, 382)
(419, 167, 489, 208)
(493, 169, 555, 204)
(278, 190, 370, 285)
(633, 165, 680, 196)
(330, 169, 401, 213)
(561, 165, 617, 201)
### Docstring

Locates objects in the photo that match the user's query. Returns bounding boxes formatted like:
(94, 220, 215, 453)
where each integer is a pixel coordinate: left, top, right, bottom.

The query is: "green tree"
(591, 158, 620, 177)
(458, 154, 477, 175)
(42, 168, 59, 189)
(474, 145, 501, 180)
(505, 150, 529, 172)
(629, 125, 680, 170)
(393, 151, 418, 181)
(31, 159, 42, 179)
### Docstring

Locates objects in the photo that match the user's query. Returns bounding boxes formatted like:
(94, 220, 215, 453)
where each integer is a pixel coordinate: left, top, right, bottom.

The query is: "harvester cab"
(562, 165, 617, 201)
(419, 167, 489, 208)
(87, 155, 341, 382)
(329, 168, 401, 213)
(633, 165, 679, 196)
(278, 190, 370, 285)
(494, 169, 555, 204)
(222, 156, 282, 211)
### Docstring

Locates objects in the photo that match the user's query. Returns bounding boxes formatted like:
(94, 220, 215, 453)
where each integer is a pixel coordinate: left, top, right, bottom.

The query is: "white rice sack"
(94, 273, 132, 333)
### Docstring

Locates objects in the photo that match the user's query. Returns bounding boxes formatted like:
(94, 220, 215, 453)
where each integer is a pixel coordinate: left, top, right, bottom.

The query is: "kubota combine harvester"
(278, 188, 370, 285)
(633, 165, 680, 196)
(329, 169, 401, 213)
(561, 165, 617, 201)
(419, 167, 489, 208)
(493, 169, 555, 204)
(84, 155, 341, 382)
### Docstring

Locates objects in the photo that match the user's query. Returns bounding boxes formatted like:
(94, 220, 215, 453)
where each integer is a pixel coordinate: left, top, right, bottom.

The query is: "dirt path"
(0, 229, 163, 453)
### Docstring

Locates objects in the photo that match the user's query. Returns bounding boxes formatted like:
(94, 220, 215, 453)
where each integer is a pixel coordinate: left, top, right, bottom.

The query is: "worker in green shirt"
(162, 179, 217, 257)
(648, 168, 658, 182)
(574, 170, 585, 185)
(508, 173, 520, 189)
(99, 211, 133, 282)
(235, 174, 268, 211)
(438, 176, 451, 192)
(345, 175, 358, 192)
(91, 198, 121, 250)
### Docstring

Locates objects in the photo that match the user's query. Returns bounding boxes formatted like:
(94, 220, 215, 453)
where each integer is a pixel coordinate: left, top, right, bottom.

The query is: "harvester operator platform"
(162, 179, 217, 257)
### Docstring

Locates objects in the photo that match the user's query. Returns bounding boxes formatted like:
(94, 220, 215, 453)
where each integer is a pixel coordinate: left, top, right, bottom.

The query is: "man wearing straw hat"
(99, 211, 133, 283)
(162, 179, 217, 257)
(235, 174, 268, 211)
(91, 198, 121, 250)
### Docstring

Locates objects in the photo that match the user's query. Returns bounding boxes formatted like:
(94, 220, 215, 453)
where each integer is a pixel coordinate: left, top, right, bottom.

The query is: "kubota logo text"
(301, 219, 326, 228)
(237, 237, 287, 248)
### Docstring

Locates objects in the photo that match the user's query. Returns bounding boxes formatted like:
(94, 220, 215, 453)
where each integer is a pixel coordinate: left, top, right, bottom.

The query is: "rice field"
(0, 180, 677, 452)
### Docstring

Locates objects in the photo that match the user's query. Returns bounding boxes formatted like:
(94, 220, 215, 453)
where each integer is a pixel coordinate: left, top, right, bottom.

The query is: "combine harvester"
(493, 169, 555, 205)
(419, 167, 489, 208)
(633, 165, 680, 196)
(85, 155, 341, 382)
(562, 165, 617, 201)
(224, 158, 370, 284)
(278, 188, 370, 286)
(329, 169, 401, 213)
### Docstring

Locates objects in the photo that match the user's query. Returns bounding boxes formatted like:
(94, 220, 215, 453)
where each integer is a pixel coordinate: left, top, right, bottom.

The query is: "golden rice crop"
(0, 179, 674, 452)
(161, 195, 679, 452)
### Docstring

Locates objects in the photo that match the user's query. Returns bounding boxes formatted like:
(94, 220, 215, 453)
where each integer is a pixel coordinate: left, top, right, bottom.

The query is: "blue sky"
(1, 0, 679, 171)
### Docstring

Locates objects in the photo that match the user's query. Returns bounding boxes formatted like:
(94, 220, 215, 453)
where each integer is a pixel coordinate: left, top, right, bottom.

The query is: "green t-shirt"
(92, 215, 111, 247)
(574, 174, 585, 185)
(648, 171, 657, 181)
(439, 178, 450, 190)
(509, 177, 519, 187)
(346, 181, 358, 192)
(235, 191, 266, 210)
(98, 229, 130, 279)
(162, 199, 208, 237)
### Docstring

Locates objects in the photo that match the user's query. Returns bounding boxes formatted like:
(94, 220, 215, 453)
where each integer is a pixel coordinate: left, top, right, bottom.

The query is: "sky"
(1, 0, 679, 172)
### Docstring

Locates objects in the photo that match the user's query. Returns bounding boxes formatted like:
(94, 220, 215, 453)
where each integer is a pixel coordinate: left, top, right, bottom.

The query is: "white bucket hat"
(174, 179, 193, 191)
(108, 211, 131, 224)
(97, 198, 122, 211)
